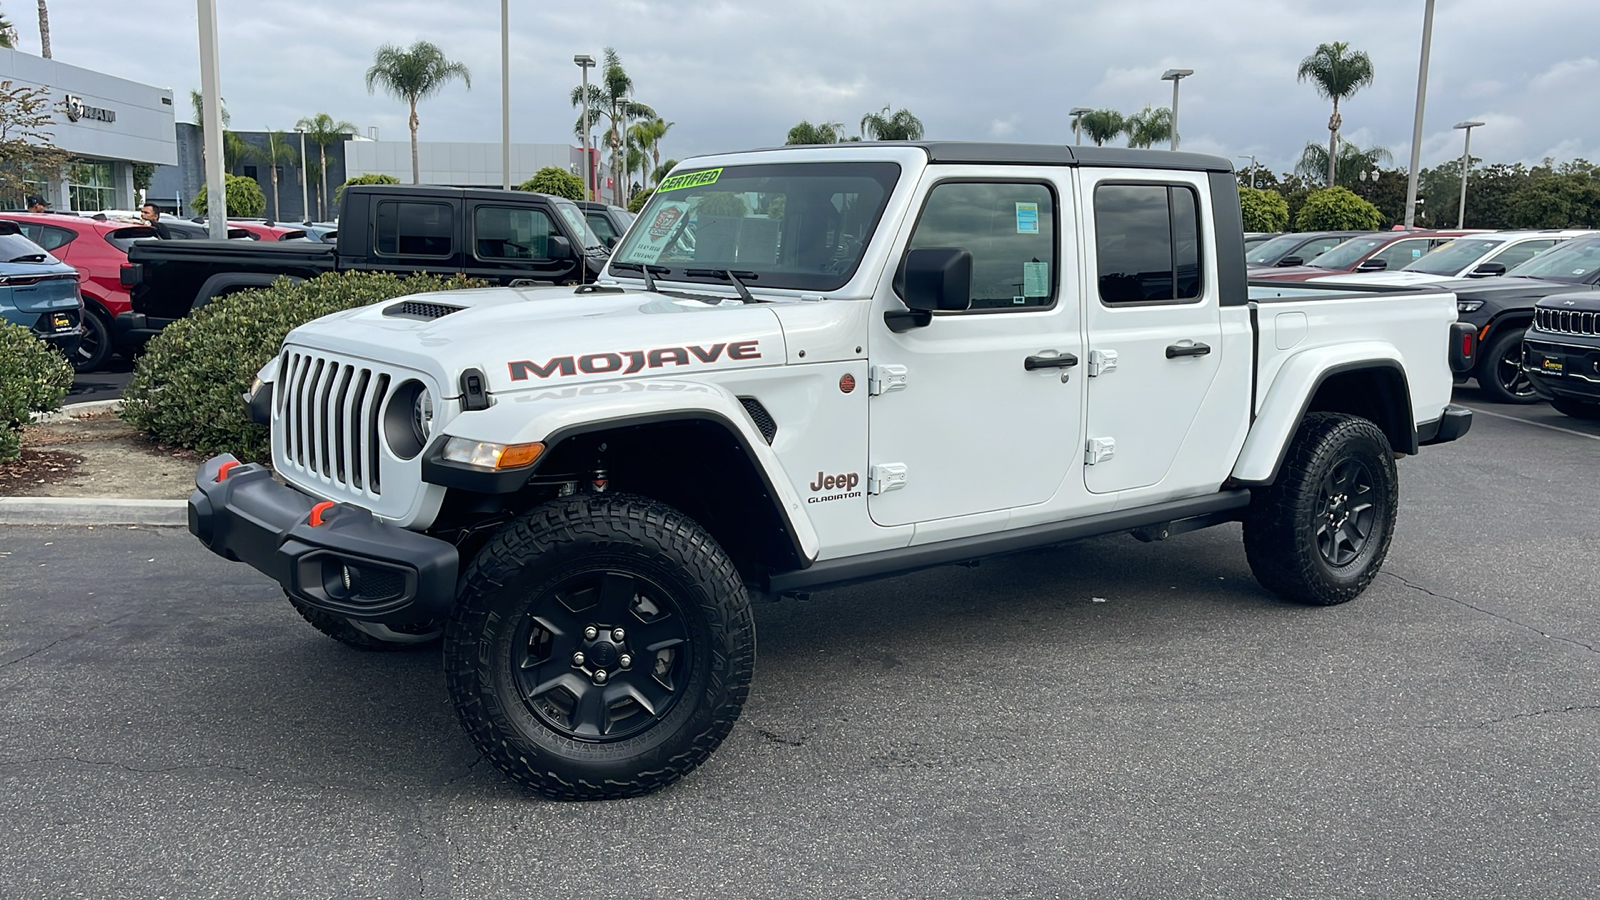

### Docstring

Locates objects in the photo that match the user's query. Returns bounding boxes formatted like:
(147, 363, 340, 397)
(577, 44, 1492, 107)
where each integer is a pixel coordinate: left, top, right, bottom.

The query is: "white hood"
(283, 284, 790, 396)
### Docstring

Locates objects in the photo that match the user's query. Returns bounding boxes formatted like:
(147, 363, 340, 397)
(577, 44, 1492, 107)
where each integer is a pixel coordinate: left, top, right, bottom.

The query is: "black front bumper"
(188, 454, 459, 625)
(1523, 335, 1600, 402)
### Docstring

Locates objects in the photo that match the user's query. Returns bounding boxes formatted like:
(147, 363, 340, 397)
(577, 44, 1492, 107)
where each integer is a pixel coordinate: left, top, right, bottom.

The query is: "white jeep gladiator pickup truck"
(189, 142, 1476, 800)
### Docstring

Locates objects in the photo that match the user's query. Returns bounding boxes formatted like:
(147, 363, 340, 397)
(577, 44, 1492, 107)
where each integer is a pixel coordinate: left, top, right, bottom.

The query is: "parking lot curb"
(32, 398, 123, 424)
(0, 497, 187, 526)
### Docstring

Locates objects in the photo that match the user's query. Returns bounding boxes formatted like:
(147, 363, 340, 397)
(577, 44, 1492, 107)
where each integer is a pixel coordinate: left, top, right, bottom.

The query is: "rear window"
(1094, 183, 1202, 303)
(105, 227, 159, 253)
(0, 232, 53, 262)
(375, 201, 453, 257)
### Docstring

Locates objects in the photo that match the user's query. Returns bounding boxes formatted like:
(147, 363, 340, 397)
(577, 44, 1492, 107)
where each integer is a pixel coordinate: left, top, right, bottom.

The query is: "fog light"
(442, 438, 544, 470)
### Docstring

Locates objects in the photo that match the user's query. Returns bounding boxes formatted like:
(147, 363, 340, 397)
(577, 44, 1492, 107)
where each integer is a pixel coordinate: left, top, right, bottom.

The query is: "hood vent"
(385, 300, 464, 320)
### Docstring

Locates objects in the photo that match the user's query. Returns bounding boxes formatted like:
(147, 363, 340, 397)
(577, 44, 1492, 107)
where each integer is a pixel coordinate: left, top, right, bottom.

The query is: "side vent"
(384, 301, 464, 320)
(738, 397, 777, 445)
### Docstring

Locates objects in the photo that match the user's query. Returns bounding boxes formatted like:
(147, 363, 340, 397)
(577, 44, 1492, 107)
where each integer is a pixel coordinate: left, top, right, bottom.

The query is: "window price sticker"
(1015, 202, 1039, 234)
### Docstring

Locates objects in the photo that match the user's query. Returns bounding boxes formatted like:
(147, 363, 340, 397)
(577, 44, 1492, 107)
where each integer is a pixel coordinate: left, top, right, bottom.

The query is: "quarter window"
(375, 201, 453, 257)
(473, 206, 556, 260)
(904, 181, 1056, 310)
(1095, 184, 1203, 303)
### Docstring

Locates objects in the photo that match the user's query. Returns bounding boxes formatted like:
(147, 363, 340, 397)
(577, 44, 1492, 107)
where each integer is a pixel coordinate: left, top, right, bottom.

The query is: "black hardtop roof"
(720, 141, 1235, 173)
(344, 183, 569, 203)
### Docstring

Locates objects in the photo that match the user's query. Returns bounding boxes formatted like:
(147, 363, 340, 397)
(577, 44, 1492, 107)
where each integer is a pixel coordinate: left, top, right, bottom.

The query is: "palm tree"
(1298, 41, 1375, 189)
(629, 117, 673, 187)
(570, 48, 654, 206)
(35, 0, 48, 58)
(859, 106, 924, 141)
(652, 159, 679, 186)
(296, 112, 357, 219)
(245, 131, 298, 221)
(0, 13, 17, 48)
(1078, 109, 1125, 147)
(365, 41, 471, 184)
(1294, 139, 1393, 188)
(1123, 106, 1173, 149)
(189, 89, 232, 177)
(785, 120, 841, 145)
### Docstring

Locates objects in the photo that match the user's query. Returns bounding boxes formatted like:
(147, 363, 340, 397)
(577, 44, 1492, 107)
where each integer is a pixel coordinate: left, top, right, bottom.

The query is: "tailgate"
(4, 273, 79, 313)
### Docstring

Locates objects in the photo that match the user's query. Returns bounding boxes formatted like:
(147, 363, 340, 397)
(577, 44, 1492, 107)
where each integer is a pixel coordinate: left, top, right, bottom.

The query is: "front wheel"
(1244, 413, 1399, 606)
(444, 494, 754, 800)
(1477, 328, 1538, 404)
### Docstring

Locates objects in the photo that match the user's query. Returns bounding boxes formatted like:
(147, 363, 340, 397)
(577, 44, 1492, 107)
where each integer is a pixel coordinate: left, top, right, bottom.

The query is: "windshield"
(552, 200, 606, 250)
(1245, 233, 1311, 265)
(0, 232, 54, 263)
(1401, 238, 1498, 275)
(1506, 237, 1600, 282)
(1307, 237, 1386, 269)
(612, 161, 901, 291)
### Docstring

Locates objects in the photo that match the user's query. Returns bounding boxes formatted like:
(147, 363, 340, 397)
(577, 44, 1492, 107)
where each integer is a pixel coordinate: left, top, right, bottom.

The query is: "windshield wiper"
(610, 261, 670, 292)
(685, 269, 761, 303)
(7, 254, 46, 263)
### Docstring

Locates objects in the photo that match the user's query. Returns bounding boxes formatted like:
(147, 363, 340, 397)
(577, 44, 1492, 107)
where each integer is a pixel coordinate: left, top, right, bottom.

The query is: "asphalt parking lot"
(2, 386, 1597, 899)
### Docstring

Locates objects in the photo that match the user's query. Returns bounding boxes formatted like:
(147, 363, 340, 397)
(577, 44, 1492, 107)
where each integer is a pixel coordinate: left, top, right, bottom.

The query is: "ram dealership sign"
(63, 94, 116, 124)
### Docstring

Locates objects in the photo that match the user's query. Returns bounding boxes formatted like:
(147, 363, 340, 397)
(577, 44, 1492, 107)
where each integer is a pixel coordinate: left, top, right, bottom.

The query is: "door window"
(1486, 239, 1557, 270)
(473, 206, 556, 261)
(375, 201, 453, 257)
(1094, 184, 1202, 303)
(903, 181, 1056, 310)
(1368, 238, 1432, 269)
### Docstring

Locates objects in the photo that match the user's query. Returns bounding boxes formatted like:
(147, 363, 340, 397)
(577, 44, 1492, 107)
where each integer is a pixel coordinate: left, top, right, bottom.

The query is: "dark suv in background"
(1523, 292, 1600, 419)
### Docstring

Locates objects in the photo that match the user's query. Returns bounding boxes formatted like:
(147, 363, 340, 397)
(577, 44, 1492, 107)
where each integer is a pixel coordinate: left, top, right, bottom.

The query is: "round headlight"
(413, 388, 434, 444)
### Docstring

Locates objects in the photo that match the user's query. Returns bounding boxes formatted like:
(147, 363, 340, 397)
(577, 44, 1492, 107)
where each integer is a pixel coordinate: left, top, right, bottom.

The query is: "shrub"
(0, 324, 73, 460)
(191, 173, 267, 218)
(517, 167, 584, 201)
(1295, 187, 1383, 231)
(627, 188, 654, 213)
(335, 173, 400, 205)
(1239, 186, 1290, 232)
(120, 271, 485, 461)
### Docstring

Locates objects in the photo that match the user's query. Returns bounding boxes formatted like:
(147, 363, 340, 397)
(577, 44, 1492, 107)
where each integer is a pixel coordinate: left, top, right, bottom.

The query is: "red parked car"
(0, 212, 157, 370)
(1250, 230, 1474, 283)
(224, 220, 309, 241)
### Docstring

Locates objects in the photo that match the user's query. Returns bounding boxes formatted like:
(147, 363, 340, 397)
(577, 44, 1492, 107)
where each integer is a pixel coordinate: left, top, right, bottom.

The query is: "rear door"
(1080, 171, 1223, 495)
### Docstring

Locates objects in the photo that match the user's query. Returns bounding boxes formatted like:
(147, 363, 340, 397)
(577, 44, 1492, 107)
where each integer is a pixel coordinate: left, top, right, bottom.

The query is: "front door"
(1080, 172, 1223, 495)
(867, 170, 1082, 528)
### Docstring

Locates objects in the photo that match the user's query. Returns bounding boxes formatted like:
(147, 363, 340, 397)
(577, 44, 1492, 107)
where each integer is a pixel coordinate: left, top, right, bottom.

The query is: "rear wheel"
(72, 309, 112, 372)
(444, 494, 754, 800)
(1550, 397, 1600, 420)
(1478, 327, 1538, 404)
(1244, 413, 1399, 606)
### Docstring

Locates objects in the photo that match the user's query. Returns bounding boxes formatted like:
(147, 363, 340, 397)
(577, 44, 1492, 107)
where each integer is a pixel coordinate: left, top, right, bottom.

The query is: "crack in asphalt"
(0, 610, 140, 671)
(444, 753, 486, 786)
(1478, 705, 1600, 727)
(752, 725, 805, 747)
(1384, 571, 1600, 658)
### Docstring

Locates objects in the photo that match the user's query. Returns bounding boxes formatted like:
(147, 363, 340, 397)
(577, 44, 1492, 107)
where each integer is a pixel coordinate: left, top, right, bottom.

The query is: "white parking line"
(1461, 405, 1600, 442)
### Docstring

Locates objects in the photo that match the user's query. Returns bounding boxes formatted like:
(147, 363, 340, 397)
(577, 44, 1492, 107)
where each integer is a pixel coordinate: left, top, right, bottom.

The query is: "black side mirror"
(1470, 262, 1506, 277)
(1356, 258, 1388, 272)
(1277, 256, 1302, 267)
(546, 235, 573, 260)
(888, 248, 972, 332)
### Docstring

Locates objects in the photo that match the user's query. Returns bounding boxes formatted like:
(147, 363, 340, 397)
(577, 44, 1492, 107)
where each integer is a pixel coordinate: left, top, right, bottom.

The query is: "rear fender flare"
(194, 272, 302, 309)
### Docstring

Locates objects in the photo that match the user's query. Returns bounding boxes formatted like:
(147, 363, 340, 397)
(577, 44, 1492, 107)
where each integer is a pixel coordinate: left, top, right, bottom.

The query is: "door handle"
(1165, 342, 1212, 359)
(1024, 352, 1080, 370)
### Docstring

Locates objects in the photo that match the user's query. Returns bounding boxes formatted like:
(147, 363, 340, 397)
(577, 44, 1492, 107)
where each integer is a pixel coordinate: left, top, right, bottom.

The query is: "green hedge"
(1295, 187, 1383, 231)
(1239, 186, 1290, 232)
(517, 167, 584, 201)
(192, 173, 267, 218)
(627, 188, 654, 213)
(0, 324, 73, 460)
(336, 173, 400, 204)
(120, 272, 485, 462)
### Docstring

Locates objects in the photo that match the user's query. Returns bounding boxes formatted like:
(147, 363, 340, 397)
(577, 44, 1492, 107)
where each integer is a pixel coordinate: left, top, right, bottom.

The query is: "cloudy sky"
(18, 0, 1600, 175)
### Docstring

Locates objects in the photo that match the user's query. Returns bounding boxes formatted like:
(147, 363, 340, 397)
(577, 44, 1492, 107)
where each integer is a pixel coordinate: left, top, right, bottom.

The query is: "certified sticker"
(658, 168, 722, 192)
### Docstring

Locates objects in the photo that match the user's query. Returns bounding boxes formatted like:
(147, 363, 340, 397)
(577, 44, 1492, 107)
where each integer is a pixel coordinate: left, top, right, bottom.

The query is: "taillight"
(1449, 322, 1477, 373)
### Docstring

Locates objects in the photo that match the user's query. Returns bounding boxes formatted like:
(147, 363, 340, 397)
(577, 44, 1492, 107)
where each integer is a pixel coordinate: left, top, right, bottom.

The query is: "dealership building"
(0, 46, 176, 211)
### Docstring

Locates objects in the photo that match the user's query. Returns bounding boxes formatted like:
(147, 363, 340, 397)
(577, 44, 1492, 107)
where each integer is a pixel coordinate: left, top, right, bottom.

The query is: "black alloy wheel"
(1480, 328, 1538, 404)
(510, 569, 693, 743)
(72, 309, 112, 372)
(1315, 458, 1377, 567)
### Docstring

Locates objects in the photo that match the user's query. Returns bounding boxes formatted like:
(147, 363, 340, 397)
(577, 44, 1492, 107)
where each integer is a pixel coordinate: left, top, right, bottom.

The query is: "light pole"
(501, 0, 511, 190)
(1404, 0, 1436, 229)
(195, 0, 226, 239)
(1069, 107, 1091, 146)
(1453, 120, 1484, 228)
(1161, 68, 1193, 151)
(574, 54, 595, 201)
(296, 126, 308, 222)
(1236, 155, 1257, 189)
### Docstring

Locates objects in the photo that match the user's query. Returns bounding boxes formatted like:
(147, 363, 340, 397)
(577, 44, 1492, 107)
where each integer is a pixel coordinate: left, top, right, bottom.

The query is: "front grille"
(1535, 307, 1600, 336)
(384, 300, 463, 320)
(277, 350, 402, 497)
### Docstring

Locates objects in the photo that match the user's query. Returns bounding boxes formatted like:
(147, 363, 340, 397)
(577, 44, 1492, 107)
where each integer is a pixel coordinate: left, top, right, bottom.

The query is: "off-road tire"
(1478, 327, 1538, 404)
(443, 493, 754, 801)
(1550, 397, 1600, 420)
(1244, 413, 1398, 606)
(287, 594, 441, 651)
